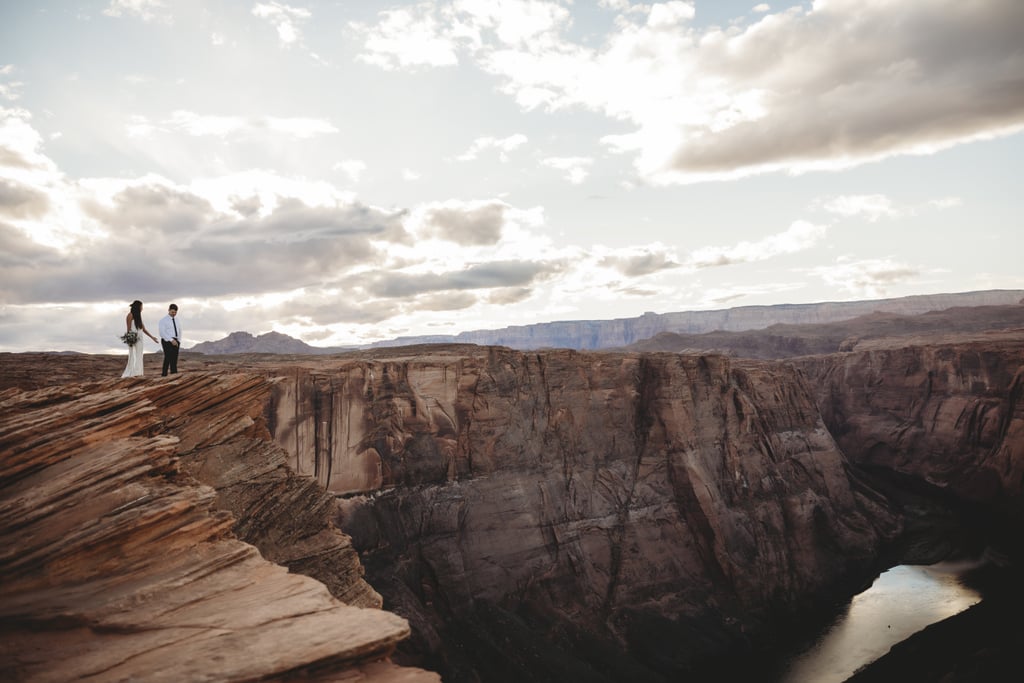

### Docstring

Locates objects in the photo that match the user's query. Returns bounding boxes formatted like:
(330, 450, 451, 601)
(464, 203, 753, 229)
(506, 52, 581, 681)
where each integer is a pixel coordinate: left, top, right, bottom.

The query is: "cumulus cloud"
(457, 134, 528, 161)
(104, 0, 172, 23)
(352, 0, 1024, 184)
(0, 111, 610, 352)
(820, 194, 900, 222)
(128, 111, 338, 140)
(810, 257, 923, 298)
(688, 220, 827, 268)
(415, 199, 508, 245)
(0, 164, 410, 306)
(351, 5, 460, 70)
(0, 178, 51, 219)
(335, 160, 367, 183)
(600, 244, 680, 277)
(541, 156, 593, 184)
(818, 193, 964, 221)
(0, 65, 23, 101)
(362, 259, 558, 298)
(252, 2, 311, 46)
(0, 107, 58, 176)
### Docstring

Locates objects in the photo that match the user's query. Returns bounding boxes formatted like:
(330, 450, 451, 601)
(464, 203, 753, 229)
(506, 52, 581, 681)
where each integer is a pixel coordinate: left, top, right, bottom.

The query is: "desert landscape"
(3, 296, 1023, 681)
(5, 2, 1024, 680)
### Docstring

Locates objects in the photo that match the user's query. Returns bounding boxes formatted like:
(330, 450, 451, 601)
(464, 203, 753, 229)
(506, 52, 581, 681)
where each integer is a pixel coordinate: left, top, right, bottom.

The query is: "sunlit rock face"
(797, 331, 1024, 509)
(266, 346, 898, 678)
(0, 370, 438, 683)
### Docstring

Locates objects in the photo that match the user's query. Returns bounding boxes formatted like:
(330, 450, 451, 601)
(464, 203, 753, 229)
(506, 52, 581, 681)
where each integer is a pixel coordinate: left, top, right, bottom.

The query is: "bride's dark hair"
(130, 300, 143, 330)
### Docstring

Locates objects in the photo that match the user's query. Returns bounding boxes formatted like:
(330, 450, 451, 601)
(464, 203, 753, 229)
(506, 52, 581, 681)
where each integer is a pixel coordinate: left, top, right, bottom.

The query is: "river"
(776, 563, 982, 682)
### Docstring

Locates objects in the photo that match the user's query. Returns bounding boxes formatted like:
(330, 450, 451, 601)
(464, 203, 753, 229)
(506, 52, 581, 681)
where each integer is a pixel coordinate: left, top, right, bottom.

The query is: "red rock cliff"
(796, 330, 1024, 509)
(264, 346, 898, 678)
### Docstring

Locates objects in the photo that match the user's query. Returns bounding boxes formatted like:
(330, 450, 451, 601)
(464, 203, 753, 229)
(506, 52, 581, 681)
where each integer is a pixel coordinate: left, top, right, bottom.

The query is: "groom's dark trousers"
(161, 339, 179, 376)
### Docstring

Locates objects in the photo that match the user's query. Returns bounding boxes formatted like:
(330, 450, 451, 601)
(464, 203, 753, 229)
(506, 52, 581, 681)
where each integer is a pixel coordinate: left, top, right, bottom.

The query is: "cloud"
(104, 0, 172, 23)
(487, 287, 533, 305)
(457, 134, 528, 162)
(810, 257, 923, 298)
(362, 259, 558, 298)
(0, 65, 23, 101)
(411, 198, 510, 245)
(1, 168, 408, 305)
(335, 160, 367, 183)
(0, 178, 51, 219)
(820, 194, 899, 222)
(128, 111, 338, 140)
(600, 245, 680, 277)
(928, 197, 962, 210)
(351, 5, 460, 70)
(252, 2, 311, 46)
(0, 221, 61, 269)
(541, 156, 593, 184)
(352, 0, 1024, 184)
(818, 193, 964, 221)
(0, 107, 58, 175)
(646, 2, 695, 28)
(1, 113, 609, 352)
(688, 220, 827, 268)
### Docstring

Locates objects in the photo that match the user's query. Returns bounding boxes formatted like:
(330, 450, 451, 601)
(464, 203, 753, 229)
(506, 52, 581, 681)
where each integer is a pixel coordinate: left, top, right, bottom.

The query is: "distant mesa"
(190, 330, 340, 355)
(190, 289, 1024, 356)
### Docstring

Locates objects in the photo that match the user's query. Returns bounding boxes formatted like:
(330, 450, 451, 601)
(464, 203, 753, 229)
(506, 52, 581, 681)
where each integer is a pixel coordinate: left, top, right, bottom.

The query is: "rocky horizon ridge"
(189, 288, 1024, 355)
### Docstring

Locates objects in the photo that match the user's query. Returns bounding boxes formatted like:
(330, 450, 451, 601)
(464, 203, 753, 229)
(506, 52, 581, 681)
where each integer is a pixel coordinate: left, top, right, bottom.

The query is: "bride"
(121, 300, 159, 378)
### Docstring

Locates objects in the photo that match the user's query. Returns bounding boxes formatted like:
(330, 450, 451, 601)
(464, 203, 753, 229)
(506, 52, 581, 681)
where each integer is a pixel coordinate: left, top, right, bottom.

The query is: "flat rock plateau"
(2, 315, 1023, 681)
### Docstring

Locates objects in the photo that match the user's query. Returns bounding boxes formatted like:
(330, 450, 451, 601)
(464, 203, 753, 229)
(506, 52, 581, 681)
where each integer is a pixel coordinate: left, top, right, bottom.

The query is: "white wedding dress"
(121, 324, 144, 378)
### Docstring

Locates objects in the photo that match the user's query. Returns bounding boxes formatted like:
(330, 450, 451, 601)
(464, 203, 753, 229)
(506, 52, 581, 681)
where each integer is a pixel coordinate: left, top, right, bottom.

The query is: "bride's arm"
(125, 312, 133, 333)
(143, 324, 159, 342)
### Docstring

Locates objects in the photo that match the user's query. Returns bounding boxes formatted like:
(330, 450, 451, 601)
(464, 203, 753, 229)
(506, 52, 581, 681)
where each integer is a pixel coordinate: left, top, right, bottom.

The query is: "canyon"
(1, 317, 1022, 680)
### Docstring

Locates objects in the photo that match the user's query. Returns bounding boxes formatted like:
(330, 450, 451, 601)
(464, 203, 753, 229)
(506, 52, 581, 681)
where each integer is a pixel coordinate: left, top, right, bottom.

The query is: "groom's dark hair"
(169, 304, 178, 311)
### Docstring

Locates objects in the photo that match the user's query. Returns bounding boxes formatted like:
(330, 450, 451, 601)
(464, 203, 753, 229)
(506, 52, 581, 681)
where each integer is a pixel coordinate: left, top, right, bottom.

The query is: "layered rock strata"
(0, 371, 438, 682)
(797, 330, 1024, 514)
(9, 331, 1020, 681)
(371, 290, 1024, 350)
(264, 346, 899, 679)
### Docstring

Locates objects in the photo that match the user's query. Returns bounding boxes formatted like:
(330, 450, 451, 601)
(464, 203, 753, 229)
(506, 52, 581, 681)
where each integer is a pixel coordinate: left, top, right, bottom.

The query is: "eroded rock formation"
(0, 370, 438, 682)
(5, 325, 1022, 682)
(263, 346, 900, 679)
(797, 330, 1024, 513)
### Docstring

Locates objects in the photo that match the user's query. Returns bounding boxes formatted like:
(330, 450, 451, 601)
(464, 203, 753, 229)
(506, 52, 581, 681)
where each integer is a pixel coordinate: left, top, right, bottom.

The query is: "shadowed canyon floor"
(2, 325, 1023, 681)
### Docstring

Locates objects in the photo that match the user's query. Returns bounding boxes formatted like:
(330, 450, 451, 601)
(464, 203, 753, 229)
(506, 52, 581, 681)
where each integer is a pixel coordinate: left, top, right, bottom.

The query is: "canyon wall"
(796, 331, 1024, 515)
(266, 346, 899, 680)
(6, 327, 1020, 681)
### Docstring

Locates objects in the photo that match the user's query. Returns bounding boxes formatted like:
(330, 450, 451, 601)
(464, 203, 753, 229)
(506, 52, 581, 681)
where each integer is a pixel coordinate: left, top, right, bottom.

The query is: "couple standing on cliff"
(121, 301, 183, 378)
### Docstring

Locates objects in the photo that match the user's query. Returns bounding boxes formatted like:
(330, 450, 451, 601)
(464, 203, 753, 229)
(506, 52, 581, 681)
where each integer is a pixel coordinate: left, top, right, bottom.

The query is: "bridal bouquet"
(120, 330, 140, 346)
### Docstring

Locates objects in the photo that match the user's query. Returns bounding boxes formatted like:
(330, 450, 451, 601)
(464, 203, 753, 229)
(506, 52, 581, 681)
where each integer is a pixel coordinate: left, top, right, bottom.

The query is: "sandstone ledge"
(0, 372, 439, 682)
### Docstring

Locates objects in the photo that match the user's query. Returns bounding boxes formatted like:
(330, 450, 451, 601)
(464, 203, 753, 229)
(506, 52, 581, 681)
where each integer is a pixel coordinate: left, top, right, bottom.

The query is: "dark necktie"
(172, 318, 178, 339)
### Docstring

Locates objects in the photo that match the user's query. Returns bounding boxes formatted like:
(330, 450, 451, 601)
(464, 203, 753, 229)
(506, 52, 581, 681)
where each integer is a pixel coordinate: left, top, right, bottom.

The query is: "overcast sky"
(2, 0, 1023, 353)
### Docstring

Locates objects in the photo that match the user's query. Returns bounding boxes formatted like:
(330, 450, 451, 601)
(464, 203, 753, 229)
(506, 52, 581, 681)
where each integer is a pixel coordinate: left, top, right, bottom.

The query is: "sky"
(1, 0, 1023, 353)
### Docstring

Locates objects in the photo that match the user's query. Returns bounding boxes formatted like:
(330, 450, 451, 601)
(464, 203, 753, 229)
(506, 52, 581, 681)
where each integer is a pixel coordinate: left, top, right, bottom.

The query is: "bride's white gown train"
(121, 324, 144, 377)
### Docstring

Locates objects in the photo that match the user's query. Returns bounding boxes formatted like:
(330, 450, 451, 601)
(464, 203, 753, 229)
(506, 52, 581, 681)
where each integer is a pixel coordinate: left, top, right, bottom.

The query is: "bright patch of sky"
(1, 0, 1022, 352)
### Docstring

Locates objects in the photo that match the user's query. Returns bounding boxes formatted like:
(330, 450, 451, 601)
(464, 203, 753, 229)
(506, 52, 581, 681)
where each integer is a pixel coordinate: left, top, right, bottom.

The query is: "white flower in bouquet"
(120, 330, 140, 346)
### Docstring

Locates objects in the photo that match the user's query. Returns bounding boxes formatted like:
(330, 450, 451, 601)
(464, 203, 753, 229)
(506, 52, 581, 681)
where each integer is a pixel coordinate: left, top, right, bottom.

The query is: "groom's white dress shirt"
(159, 314, 181, 343)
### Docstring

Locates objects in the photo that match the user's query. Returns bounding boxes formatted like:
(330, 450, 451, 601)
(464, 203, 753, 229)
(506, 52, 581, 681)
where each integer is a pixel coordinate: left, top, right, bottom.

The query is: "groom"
(158, 303, 182, 376)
